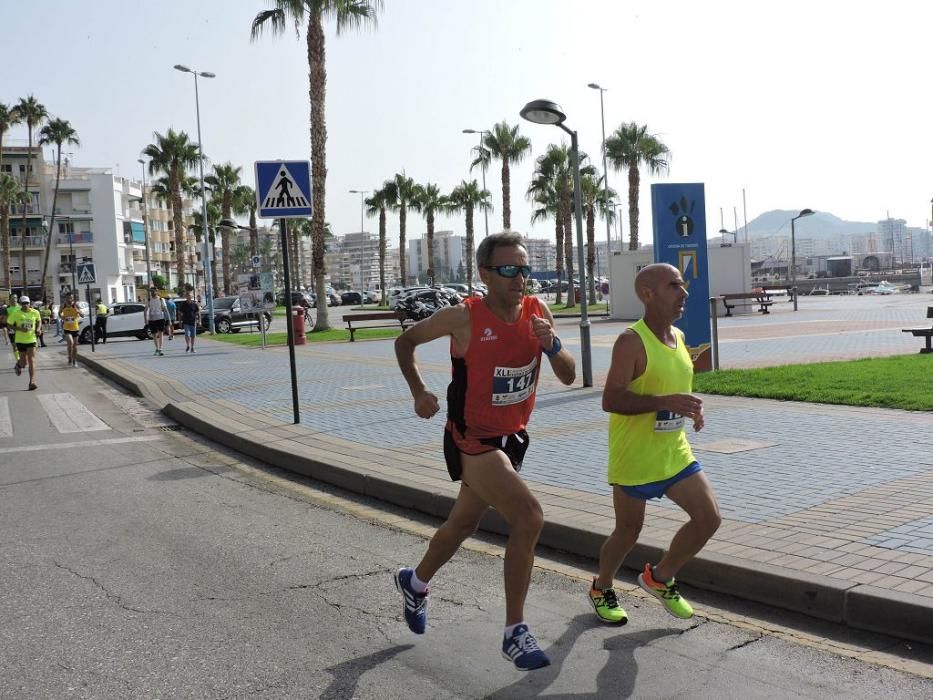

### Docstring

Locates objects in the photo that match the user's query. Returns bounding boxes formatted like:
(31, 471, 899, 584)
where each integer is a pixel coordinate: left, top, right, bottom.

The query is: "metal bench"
(901, 306, 933, 354)
(343, 311, 412, 342)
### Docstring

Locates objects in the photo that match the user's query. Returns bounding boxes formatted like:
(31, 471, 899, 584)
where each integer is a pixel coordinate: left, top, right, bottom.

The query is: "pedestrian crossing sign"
(255, 160, 312, 218)
(76, 262, 96, 285)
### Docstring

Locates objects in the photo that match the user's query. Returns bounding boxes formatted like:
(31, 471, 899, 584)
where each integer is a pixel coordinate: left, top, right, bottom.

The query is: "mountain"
(742, 210, 877, 239)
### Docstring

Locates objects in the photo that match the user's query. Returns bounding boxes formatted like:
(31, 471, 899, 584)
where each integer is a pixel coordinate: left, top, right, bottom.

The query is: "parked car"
(341, 290, 364, 305)
(277, 291, 315, 308)
(202, 296, 272, 334)
(77, 302, 151, 344)
(323, 288, 341, 306)
(363, 289, 381, 303)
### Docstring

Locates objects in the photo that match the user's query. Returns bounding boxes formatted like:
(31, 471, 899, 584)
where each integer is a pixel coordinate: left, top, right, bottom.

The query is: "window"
(59, 222, 75, 234)
(0, 164, 10, 174)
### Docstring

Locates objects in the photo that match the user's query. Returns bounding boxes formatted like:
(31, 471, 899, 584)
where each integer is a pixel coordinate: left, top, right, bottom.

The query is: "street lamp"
(520, 99, 592, 387)
(349, 189, 368, 307)
(462, 129, 491, 238)
(790, 208, 815, 311)
(174, 63, 216, 333)
(137, 158, 153, 287)
(587, 82, 613, 315)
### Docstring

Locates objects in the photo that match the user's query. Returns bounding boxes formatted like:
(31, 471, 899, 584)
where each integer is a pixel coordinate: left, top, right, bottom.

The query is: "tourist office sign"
(650, 183, 712, 372)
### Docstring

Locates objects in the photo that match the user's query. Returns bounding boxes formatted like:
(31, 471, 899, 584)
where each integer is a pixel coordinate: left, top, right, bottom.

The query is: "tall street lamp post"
(349, 189, 368, 308)
(462, 129, 491, 238)
(587, 82, 613, 315)
(520, 99, 592, 387)
(174, 63, 216, 333)
(137, 158, 152, 287)
(790, 208, 814, 311)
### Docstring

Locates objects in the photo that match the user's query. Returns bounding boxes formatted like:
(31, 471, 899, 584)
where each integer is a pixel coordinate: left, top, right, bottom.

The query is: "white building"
(325, 231, 401, 290)
(407, 230, 467, 284)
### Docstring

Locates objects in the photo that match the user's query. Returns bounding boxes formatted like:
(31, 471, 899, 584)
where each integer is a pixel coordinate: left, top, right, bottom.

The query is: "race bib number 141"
(491, 358, 538, 406)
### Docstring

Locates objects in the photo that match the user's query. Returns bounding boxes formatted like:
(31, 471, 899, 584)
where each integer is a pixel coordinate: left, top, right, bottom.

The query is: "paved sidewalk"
(75, 292, 933, 644)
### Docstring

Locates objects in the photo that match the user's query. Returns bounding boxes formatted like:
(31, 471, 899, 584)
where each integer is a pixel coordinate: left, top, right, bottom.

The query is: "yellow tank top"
(607, 319, 696, 486)
(61, 307, 81, 332)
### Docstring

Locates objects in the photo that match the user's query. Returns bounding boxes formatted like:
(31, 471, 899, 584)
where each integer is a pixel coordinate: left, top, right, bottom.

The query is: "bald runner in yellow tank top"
(608, 318, 696, 486)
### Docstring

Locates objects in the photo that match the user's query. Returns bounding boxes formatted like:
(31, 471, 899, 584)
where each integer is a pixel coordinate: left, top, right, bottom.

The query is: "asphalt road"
(1, 354, 932, 698)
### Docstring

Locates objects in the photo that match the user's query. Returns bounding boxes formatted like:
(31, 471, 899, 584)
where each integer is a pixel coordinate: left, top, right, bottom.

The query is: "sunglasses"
(484, 265, 531, 279)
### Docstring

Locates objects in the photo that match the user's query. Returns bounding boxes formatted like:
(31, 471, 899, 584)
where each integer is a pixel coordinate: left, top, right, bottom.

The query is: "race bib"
(491, 357, 538, 406)
(654, 410, 685, 433)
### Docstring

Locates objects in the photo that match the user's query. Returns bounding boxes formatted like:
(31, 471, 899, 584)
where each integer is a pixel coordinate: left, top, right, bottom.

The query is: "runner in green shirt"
(8, 296, 42, 390)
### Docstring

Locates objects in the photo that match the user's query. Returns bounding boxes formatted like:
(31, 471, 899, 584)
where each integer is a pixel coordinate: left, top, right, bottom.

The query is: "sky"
(3, 0, 933, 249)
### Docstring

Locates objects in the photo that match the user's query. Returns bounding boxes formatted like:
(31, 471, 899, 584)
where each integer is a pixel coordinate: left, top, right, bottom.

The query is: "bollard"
(292, 306, 306, 345)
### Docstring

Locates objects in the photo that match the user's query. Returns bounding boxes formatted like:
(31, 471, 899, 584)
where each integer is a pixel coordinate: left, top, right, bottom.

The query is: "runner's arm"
(394, 304, 470, 418)
(602, 330, 703, 419)
(533, 303, 575, 385)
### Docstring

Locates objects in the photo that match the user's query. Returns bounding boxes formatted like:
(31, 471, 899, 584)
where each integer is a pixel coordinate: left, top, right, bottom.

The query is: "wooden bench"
(344, 311, 412, 342)
(901, 306, 933, 354)
(720, 292, 774, 317)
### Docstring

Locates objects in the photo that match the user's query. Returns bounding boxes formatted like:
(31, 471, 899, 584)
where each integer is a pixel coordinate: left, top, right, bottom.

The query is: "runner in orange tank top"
(393, 232, 576, 671)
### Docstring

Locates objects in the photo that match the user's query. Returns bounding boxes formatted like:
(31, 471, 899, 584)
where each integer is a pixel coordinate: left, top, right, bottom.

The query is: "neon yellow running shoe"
(588, 579, 628, 625)
(637, 563, 694, 619)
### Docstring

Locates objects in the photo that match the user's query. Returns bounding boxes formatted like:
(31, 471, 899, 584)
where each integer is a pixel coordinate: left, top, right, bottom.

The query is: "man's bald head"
(634, 263, 680, 303)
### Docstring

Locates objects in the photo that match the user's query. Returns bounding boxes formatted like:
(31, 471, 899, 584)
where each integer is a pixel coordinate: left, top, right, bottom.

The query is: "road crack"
(52, 560, 177, 616)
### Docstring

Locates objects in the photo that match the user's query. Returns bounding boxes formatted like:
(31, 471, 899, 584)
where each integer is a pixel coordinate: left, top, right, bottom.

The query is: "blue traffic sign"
(76, 262, 96, 285)
(255, 160, 312, 218)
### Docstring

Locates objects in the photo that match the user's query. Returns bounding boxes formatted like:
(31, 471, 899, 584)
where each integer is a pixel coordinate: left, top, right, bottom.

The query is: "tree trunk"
(426, 209, 434, 283)
(39, 145, 61, 303)
(221, 191, 232, 295)
(308, 12, 330, 331)
(554, 217, 563, 306)
(586, 205, 597, 304)
(249, 207, 258, 257)
(398, 203, 407, 285)
(628, 165, 640, 250)
(0, 202, 9, 290)
(502, 160, 511, 230)
(210, 233, 219, 298)
(172, 173, 186, 293)
(378, 208, 386, 305)
(465, 206, 474, 294)
(563, 187, 575, 308)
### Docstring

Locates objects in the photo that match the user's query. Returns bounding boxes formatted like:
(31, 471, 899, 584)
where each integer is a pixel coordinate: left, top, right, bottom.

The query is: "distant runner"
(8, 296, 42, 390)
(59, 294, 84, 366)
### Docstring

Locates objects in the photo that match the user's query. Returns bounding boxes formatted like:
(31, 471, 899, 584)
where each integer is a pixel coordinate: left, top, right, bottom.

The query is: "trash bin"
(292, 306, 306, 345)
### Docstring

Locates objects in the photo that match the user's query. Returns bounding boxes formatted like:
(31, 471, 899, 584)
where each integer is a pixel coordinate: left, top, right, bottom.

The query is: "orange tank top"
(446, 295, 544, 438)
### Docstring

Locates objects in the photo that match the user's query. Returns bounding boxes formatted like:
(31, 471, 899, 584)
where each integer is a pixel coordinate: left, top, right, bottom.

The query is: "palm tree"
(604, 122, 670, 250)
(37, 118, 80, 302)
(251, 0, 383, 332)
(0, 104, 22, 289)
(0, 103, 21, 177)
(446, 180, 490, 294)
(205, 162, 242, 295)
(0, 176, 30, 290)
(527, 148, 565, 304)
(291, 218, 312, 289)
(143, 129, 200, 290)
(365, 186, 390, 305)
(233, 184, 259, 255)
(188, 196, 221, 296)
(580, 173, 618, 304)
(14, 96, 48, 293)
(384, 173, 417, 285)
(471, 121, 531, 230)
(413, 182, 446, 283)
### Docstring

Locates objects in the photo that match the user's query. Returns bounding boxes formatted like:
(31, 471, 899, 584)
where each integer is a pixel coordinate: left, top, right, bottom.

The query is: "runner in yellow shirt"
(59, 293, 84, 367)
(9, 296, 42, 390)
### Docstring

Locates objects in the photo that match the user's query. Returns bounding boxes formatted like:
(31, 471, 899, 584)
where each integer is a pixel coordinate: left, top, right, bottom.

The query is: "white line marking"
(38, 393, 110, 433)
(0, 397, 11, 438)
(2, 435, 163, 454)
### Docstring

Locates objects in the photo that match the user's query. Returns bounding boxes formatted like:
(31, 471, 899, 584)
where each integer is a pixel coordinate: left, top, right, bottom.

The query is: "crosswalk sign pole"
(86, 283, 95, 353)
(280, 218, 300, 424)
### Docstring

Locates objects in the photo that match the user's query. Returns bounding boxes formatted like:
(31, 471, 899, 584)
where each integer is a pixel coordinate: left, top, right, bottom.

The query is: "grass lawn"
(548, 301, 608, 314)
(206, 327, 401, 346)
(694, 354, 933, 411)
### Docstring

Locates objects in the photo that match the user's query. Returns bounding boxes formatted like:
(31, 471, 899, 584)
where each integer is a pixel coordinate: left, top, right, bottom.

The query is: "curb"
(82, 354, 933, 646)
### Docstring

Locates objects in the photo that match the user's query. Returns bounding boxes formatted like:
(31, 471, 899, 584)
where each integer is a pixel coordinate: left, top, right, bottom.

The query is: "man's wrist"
(544, 336, 562, 358)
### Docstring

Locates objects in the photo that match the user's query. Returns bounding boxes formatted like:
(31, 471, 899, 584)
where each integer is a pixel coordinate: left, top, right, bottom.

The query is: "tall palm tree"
(605, 122, 670, 250)
(384, 173, 417, 285)
(251, 0, 383, 332)
(365, 186, 390, 305)
(143, 129, 200, 291)
(413, 182, 446, 284)
(233, 184, 259, 255)
(0, 176, 30, 290)
(527, 147, 566, 304)
(580, 173, 618, 304)
(205, 162, 242, 295)
(471, 121, 531, 230)
(0, 103, 22, 289)
(187, 195, 221, 296)
(446, 180, 490, 295)
(0, 102, 21, 178)
(15, 95, 48, 293)
(37, 118, 80, 302)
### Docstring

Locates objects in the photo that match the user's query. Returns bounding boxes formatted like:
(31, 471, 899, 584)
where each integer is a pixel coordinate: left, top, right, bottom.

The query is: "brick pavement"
(76, 290, 933, 643)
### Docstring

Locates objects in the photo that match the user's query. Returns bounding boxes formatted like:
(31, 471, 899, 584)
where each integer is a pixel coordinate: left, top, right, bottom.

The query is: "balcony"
(10, 235, 48, 248)
(9, 204, 41, 216)
(56, 232, 94, 245)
